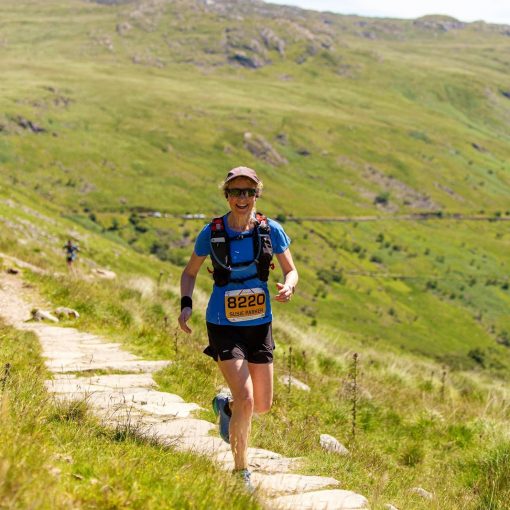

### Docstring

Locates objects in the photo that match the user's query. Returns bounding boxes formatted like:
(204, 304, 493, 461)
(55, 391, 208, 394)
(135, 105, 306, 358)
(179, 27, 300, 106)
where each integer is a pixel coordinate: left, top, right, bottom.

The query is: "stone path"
(0, 271, 369, 509)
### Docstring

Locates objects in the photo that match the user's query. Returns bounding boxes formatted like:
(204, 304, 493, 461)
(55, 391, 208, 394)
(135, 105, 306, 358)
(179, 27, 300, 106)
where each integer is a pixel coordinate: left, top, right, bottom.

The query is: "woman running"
(178, 166, 298, 489)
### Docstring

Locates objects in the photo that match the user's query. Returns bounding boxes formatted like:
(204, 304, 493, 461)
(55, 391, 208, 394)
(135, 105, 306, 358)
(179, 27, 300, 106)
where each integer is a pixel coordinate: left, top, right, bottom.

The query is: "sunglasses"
(226, 188, 257, 197)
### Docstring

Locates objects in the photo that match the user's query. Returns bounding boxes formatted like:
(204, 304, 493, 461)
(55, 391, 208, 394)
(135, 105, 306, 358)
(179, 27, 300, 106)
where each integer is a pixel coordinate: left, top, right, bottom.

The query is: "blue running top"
(194, 214, 291, 326)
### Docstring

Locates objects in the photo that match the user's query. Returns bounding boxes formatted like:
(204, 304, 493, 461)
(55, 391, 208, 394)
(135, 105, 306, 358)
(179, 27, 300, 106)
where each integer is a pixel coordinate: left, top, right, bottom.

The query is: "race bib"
(224, 288, 266, 323)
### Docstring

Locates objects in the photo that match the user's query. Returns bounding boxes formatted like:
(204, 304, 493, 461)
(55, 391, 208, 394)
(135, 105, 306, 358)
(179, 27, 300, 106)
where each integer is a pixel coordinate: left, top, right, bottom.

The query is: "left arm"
(274, 248, 298, 302)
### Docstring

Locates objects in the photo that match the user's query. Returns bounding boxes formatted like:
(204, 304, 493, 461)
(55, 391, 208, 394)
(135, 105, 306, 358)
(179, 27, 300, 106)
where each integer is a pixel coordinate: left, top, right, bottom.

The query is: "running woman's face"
(225, 177, 258, 217)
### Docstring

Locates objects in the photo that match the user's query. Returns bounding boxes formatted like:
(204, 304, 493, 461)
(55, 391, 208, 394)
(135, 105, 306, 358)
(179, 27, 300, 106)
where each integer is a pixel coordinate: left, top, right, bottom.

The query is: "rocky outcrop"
(320, 434, 350, 455)
(224, 27, 270, 68)
(244, 132, 288, 166)
(363, 165, 440, 211)
(260, 27, 285, 55)
(128, 1, 164, 32)
(116, 22, 133, 36)
(132, 53, 165, 68)
(414, 15, 466, 32)
(15, 116, 45, 133)
(228, 51, 265, 69)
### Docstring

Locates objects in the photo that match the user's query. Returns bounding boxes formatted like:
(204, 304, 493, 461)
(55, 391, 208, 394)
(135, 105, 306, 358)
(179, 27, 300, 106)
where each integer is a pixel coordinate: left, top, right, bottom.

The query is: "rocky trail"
(0, 268, 368, 509)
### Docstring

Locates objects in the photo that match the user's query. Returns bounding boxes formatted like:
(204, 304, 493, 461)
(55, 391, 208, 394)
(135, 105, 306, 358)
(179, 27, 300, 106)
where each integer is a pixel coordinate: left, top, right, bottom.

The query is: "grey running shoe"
(234, 468, 254, 493)
(212, 393, 231, 444)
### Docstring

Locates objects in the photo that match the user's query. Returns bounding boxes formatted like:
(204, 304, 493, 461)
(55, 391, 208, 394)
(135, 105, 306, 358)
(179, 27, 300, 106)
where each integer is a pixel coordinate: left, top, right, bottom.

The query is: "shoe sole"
(212, 397, 220, 416)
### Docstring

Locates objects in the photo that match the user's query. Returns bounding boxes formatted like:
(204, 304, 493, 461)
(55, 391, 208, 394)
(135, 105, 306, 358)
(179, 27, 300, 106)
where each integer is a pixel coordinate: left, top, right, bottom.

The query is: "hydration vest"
(209, 213, 273, 287)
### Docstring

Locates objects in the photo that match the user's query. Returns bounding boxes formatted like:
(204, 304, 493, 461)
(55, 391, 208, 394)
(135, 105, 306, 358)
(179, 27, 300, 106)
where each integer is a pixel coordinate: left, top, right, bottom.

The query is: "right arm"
(178, 251, 207, 334)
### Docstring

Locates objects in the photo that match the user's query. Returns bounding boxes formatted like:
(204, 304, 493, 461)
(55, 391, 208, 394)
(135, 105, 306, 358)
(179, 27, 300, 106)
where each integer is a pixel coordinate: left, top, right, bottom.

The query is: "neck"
(228, 211, 253, 231)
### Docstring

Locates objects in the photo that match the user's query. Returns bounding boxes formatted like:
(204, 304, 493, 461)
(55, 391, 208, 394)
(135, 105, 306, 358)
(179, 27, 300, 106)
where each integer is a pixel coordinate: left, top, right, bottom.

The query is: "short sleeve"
(194, 223, 211, 257)
(268, 219, 291, 254)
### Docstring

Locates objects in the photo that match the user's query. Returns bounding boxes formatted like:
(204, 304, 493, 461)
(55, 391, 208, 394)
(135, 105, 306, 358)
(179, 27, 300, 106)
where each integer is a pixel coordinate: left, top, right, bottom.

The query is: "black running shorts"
(204, 322, 275, 364)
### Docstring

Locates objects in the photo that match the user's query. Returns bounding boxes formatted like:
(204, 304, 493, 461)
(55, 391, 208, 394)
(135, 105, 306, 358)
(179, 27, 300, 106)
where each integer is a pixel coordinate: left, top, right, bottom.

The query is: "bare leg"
(218, 359, 253, 470)
(249, 362, 273, 414)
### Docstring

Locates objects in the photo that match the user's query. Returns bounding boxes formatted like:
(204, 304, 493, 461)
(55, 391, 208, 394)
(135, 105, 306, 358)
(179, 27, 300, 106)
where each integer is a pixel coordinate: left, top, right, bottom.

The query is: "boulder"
(55, 307, 80, 319)
(471, 142, 487, 153)
(320, 434, 349, 455)
(410, 487, 434, 500)
(31, 309, 59, 323)
(279, 375, 310, 391)
(244, 132, 288, 166)
(116, 22, 132, 36)
(275, 133, 288, 145)
(92, 268, 117, 279)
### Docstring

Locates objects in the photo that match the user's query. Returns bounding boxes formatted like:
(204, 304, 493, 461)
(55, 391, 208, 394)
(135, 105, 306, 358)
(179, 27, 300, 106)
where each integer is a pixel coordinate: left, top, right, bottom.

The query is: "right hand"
(178, 307, 192, 334)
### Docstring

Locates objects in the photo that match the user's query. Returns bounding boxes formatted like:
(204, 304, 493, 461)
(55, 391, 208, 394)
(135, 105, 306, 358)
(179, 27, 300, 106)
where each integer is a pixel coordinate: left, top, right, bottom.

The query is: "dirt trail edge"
(0, 270, 368, 510)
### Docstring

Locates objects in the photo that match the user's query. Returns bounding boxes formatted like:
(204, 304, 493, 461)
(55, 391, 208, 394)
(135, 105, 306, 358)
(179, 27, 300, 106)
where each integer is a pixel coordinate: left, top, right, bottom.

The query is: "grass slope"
(0, 318, 257, 509)
(1, 0, 510, 371)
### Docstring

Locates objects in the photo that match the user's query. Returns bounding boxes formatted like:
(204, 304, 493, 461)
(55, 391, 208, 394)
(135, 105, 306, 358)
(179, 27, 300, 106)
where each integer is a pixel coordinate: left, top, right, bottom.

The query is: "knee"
(254, 399, 272, 415)
(233, 394, 254, 415)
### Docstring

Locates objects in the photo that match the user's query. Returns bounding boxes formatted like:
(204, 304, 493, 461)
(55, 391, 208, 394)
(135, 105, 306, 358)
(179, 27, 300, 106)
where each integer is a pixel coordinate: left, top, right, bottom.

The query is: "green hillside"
(1, 1, 510, 507)
(1, 0, 510, 371)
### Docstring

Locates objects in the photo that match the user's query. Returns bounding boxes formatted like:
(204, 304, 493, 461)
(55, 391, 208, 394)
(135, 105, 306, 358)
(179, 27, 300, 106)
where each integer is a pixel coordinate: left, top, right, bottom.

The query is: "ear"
(224, 192, 229, 199)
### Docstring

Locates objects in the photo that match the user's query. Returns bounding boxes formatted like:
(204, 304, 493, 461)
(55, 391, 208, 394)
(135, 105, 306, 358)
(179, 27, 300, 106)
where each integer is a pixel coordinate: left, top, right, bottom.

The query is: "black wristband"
(181, 296, 192, 311)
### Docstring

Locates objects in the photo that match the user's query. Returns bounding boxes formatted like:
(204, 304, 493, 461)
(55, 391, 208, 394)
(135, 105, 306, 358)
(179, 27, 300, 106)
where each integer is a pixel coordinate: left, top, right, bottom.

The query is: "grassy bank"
(0, 319, 258, 509)
(20, 266, 510, 509)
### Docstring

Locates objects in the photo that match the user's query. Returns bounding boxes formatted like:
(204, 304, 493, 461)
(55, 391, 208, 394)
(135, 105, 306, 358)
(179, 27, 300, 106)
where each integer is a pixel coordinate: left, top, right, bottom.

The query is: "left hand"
(275, 282, 293, 302)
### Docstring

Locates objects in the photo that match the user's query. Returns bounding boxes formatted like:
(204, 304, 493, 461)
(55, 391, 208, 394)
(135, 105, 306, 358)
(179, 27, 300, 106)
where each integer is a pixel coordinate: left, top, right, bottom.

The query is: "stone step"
(52, 373, 156, 389)
(46, 359, 171, 373)
(169, 435, 232, 456)
(252, 473, 339, 497)
(268, 489, 369, 510)
(149, 418, 216, 438)
(214, 450, 303, 474)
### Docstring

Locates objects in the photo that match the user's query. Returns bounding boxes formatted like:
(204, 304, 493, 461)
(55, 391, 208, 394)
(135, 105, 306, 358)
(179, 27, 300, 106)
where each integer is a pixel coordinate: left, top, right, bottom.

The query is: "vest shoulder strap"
(209, 213, 274, 286)
(209, 216, 231, 286)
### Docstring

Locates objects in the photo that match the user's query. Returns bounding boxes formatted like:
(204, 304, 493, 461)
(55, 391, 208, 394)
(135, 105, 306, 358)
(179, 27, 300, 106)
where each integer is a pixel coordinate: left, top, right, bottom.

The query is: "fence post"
(440, 366, 447, 402)
(288, 346, 293, 393)
(351, 353, 358, 442)
(1, 363, 11, 393)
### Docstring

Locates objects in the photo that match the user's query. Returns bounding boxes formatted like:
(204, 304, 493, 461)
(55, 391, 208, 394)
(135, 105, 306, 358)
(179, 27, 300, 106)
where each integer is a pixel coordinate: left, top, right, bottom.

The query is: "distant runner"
(178, 166, 298, 490)
(63, 239, 79, 272)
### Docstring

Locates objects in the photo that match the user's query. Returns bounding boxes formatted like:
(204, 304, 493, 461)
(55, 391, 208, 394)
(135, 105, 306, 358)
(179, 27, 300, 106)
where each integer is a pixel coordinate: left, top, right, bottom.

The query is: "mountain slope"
(1, 0, 510, 372)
